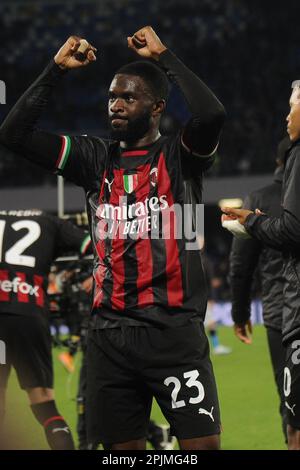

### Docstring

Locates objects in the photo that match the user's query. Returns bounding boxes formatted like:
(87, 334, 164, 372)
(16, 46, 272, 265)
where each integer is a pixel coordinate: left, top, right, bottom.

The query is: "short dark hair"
(115, 61, 170, 101)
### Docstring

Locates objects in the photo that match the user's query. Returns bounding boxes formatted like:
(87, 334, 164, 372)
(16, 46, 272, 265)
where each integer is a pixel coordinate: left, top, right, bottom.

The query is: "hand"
(127, 26, 167, 60)
(221, 207, 254, 226)
(234, 320, 253, 345)
(255, 208, 265, 215)
(221, 214, 251, 239)
(54, 36, 97, 70)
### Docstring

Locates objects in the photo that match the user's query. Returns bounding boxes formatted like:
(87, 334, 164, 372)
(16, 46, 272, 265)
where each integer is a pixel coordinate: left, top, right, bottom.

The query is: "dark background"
(0, 0, 299, 186)
(0, 0, 297, 299)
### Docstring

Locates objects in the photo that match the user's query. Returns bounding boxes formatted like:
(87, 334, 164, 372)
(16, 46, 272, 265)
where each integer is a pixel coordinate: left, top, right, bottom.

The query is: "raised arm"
(128, 26, 226, 158)
(0, 36, 99, 187)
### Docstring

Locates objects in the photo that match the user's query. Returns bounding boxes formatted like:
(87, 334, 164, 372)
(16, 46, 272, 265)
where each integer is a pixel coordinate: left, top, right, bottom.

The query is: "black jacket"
(230, 168, 283, 331)
(245, 141, 300, 344)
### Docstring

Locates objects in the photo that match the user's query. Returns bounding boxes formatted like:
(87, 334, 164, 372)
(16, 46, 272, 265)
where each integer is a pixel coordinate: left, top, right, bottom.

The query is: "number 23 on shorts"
(164, 369, 205, 409)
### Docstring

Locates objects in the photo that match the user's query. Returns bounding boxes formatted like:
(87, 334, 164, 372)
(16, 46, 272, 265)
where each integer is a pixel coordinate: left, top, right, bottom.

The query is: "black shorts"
(284, 339, 300, 429)
(86, 322, 221, 444)
(0, 313, 53, 390)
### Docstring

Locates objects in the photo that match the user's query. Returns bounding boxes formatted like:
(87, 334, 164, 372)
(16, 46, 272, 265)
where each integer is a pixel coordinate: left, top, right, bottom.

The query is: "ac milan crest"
(150, 167, 158, 187)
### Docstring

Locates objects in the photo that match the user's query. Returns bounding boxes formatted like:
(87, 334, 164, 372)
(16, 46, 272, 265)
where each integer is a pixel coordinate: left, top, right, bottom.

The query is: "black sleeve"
(0, 60, 105, 189)
(244, 151, 300, 250)
(158, 50, 226, 166)
(229, 193, 262, 325)
(55, 217, 92, 257)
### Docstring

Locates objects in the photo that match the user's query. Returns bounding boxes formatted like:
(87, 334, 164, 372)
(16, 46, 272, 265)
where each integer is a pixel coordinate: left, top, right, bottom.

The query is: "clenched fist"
(127, 26, 167, 60)
(54, 36, 97, 70)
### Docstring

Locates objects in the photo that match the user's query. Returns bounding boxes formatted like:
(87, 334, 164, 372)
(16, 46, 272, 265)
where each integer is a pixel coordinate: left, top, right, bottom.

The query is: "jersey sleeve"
(229, 192, 262, 325)
(180, 137, 216, 176)
(158, 49, 225, 172)
(0, 60, 107, 189)
(53, 134, 107, 189)
(245, 149, 300, 250)
(169, 132, 215, 181)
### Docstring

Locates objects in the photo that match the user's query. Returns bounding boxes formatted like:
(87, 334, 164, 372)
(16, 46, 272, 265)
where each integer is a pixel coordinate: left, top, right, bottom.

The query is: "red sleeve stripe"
(121, 150, 149, 157)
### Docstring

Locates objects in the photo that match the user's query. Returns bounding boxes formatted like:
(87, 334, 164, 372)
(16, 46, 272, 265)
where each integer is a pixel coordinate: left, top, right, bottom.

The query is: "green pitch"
(5, 326, 286, 450)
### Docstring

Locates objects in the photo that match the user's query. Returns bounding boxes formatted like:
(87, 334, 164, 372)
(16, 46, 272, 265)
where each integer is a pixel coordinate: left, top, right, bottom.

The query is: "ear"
(152, 100, 166, 117)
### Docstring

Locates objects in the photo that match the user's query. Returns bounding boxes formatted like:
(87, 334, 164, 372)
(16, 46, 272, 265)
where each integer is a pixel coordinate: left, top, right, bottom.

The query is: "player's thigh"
(86, 328, 152, 445)
(13, 316, 53, 390)
(284, 338, 300, 430)
(145, 323, 221, 441)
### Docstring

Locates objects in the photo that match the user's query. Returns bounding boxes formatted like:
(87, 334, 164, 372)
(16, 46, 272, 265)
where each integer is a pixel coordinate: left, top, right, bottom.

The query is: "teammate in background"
(0, 26, 226, 449)
(0, 209, 91, 450)
(202, 253, 231, 355)
(229, 137, 290, 441)
(205, 301, 232, 355)
(222, 81, 300, 449)
(57, 268, 86, 374)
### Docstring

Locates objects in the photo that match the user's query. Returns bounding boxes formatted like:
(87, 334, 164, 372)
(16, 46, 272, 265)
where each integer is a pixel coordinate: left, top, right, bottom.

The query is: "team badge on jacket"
(123, 174, 138, 194)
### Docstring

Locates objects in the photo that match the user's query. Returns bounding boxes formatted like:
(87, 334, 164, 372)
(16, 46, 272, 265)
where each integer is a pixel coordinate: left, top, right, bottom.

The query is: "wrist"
(152, 45, 167, 61)
(49, 59, 68, 77)
(54, 56, 67, 70)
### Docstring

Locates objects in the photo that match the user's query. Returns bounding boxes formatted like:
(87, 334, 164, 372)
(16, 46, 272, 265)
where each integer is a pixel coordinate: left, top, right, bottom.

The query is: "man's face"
(108, 74, 155, 142)
(287, 85, 300, 142)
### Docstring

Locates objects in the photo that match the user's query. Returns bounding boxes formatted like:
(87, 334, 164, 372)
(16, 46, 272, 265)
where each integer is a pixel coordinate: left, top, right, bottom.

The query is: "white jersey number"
(0, 220, 41, 268)
(164, 369, 205, 409)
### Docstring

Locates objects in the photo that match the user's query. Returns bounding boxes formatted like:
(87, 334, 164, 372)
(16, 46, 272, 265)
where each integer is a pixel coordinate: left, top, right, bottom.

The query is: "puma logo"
(52, 426, 70, 434)
(105, 178, 114, 193)
(198, 406, 214, 422)
(285, 401, 296, 416)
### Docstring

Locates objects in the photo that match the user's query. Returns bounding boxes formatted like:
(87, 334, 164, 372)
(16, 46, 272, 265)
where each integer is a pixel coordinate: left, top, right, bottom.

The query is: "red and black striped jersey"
(0, 50, 225, 327)
(0, 210, 91, 316)
(54, 133, 213, 327)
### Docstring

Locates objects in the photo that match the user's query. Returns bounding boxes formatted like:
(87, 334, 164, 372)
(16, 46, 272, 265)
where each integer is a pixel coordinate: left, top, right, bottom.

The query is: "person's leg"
(0, 365, 11, 431)
(179, 434, 220, 450)
(266, 327, 287, 441)
(205, 302, 231, 355)
(27, 387, 75, 450)
(104, 439, 146, 450)
(144, 324, 221, 450)
(284, 339, 300, 450)
(77, 346, 88, 449)
(0, 387, 6, 430)
(0, 316, 12, 432)
(14, 316, 75, 450)
(147, 420, 175, 450)
(86, 328, 152, 450)
(287, 425, 300, 450)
